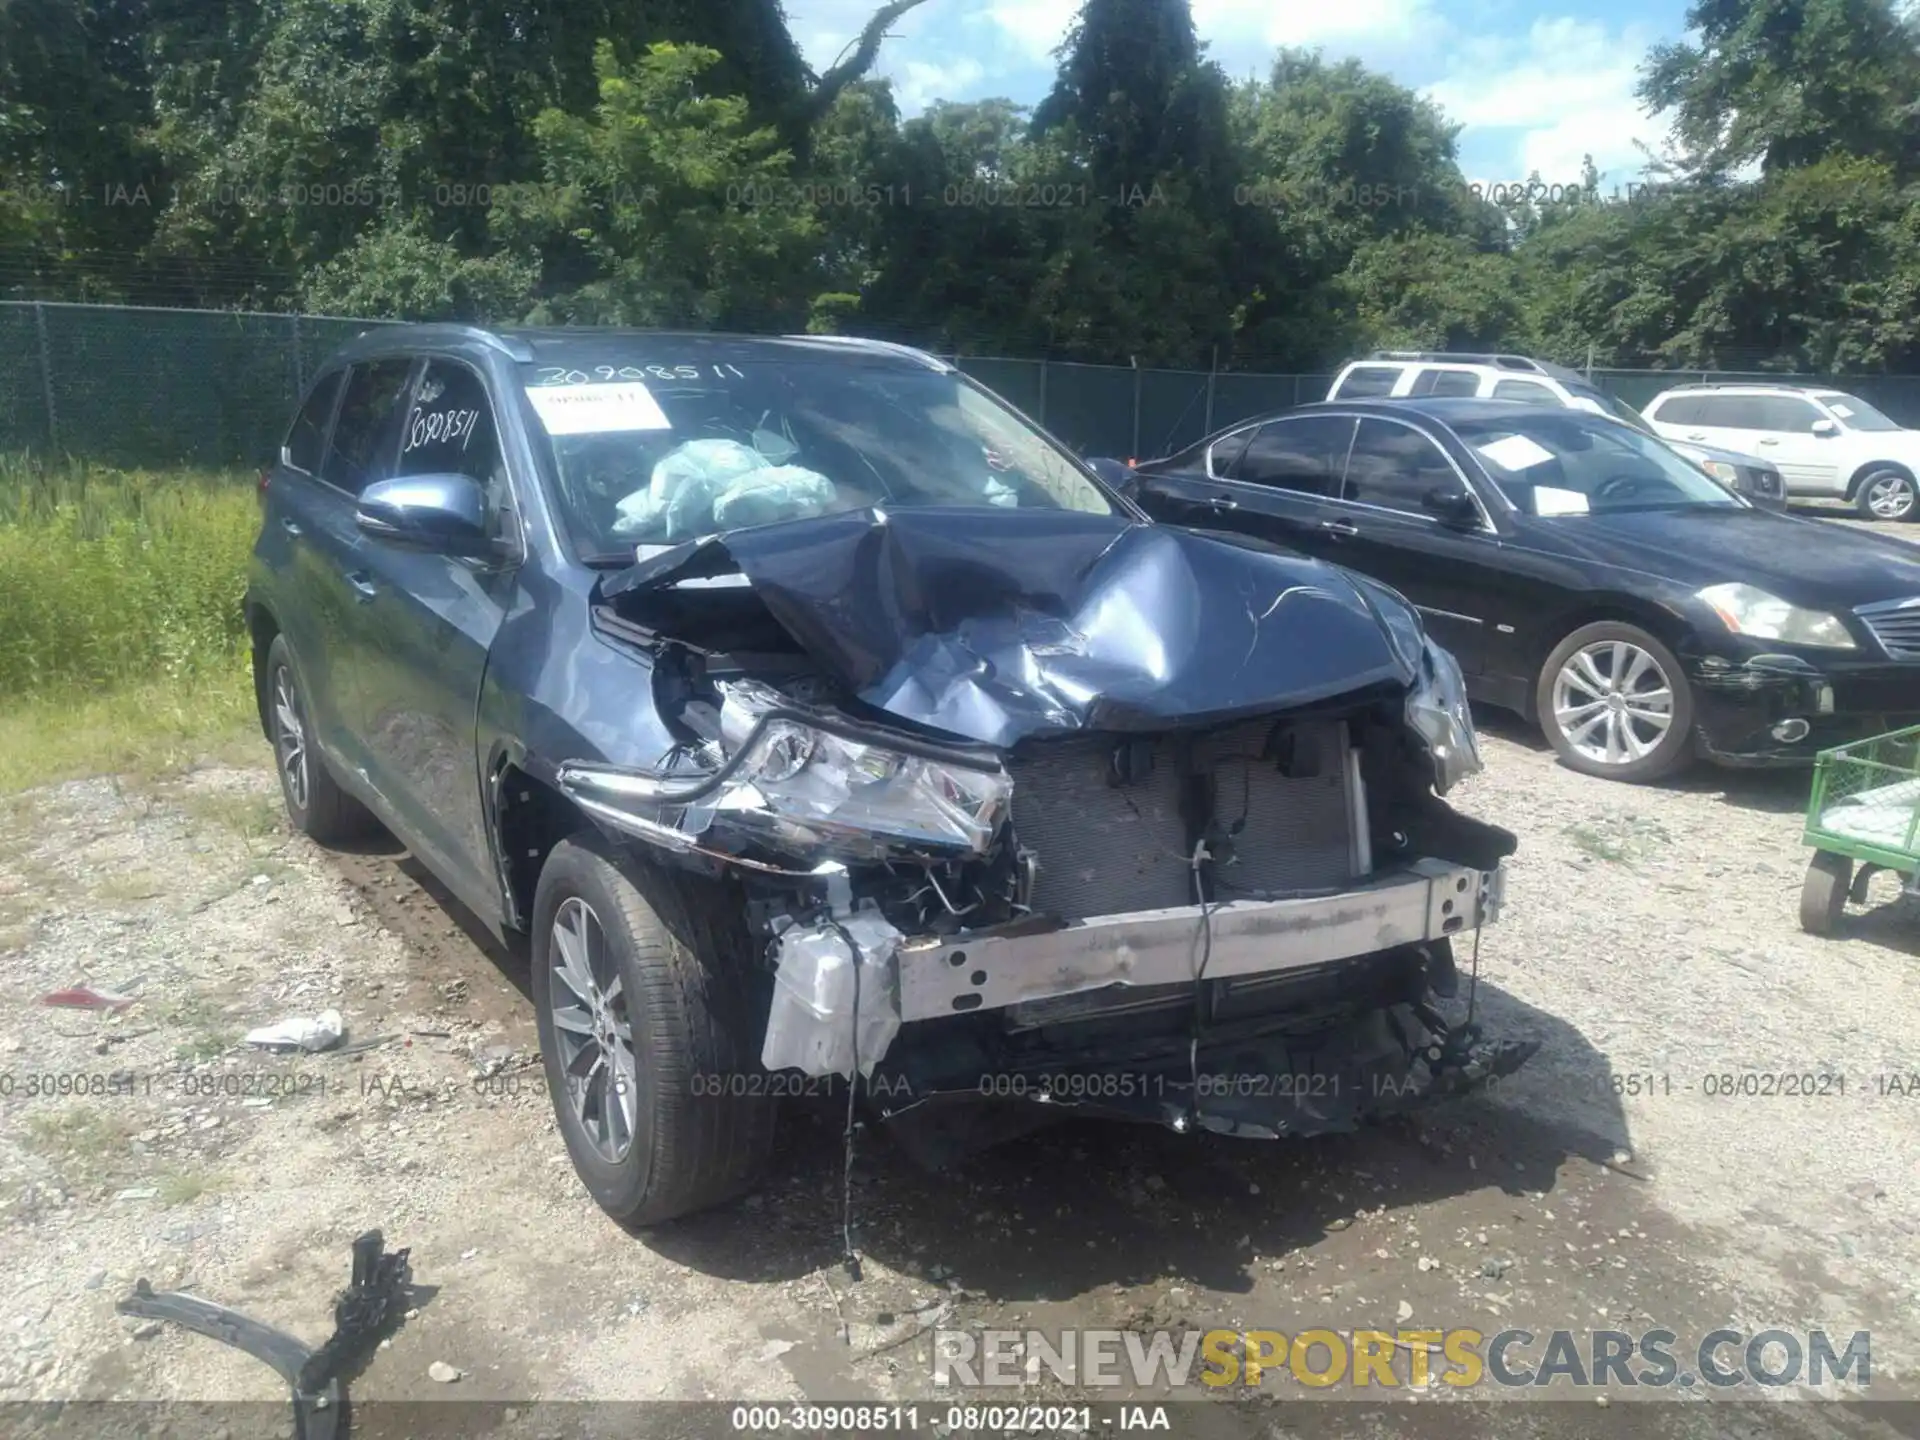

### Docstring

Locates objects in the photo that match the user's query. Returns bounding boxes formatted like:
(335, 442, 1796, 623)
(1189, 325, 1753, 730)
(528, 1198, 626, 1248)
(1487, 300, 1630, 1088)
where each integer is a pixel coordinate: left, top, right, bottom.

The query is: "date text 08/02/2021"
(727, 1405, 1162, 1433)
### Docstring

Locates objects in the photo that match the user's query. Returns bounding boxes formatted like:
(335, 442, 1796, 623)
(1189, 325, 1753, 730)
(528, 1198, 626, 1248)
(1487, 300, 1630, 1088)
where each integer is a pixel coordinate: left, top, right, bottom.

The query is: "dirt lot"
(2, 712, 1919, 1435)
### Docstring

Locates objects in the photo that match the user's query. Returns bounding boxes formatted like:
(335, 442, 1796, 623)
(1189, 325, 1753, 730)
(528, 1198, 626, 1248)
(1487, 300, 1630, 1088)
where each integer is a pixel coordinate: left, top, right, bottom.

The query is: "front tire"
(531, 833, 777, 1227)
(1855, 468, 1918, 522)
(1536, 622, 1695, 783)
(264, 634, 378, 843)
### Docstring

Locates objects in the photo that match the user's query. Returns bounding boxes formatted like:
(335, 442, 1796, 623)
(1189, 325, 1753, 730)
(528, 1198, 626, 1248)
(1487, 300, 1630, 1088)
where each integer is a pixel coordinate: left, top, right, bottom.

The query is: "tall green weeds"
(0, 454, 259, 788)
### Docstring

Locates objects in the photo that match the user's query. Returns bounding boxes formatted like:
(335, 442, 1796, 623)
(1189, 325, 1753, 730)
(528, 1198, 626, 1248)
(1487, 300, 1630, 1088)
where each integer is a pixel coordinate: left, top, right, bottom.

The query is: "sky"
(783, 0, 1689, 190)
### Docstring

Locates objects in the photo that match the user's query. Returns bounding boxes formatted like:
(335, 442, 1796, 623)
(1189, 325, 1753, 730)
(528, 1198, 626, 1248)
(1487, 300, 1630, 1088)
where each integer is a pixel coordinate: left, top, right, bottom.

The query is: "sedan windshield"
(1456, 411, 1741, 515)
(1816, 392, 1900, 432)
(522, 359, 1114, 559)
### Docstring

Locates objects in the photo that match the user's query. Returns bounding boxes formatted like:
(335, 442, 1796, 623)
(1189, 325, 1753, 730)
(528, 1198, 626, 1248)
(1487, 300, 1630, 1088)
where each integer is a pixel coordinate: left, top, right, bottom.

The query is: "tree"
(502, 42, 822, 329)
(1640, 0, 1920, 179)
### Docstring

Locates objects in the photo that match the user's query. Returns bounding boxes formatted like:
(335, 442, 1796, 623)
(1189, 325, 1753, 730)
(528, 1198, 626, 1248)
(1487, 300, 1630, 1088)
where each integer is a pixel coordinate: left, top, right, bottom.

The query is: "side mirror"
(356, 473, 491, 555)
(1422, 484, 1481, 527)
(1811, 419, 1838, 437)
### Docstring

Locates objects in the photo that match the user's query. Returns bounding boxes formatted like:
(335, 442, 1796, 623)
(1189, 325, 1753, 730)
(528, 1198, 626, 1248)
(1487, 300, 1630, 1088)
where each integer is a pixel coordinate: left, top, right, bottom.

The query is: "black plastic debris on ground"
(116, 1229, 413, 1440)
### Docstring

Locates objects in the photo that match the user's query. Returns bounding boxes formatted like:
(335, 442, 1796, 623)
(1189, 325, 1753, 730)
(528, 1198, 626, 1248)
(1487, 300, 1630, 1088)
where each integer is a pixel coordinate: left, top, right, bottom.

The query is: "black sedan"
(1121, 397, 1920, 782)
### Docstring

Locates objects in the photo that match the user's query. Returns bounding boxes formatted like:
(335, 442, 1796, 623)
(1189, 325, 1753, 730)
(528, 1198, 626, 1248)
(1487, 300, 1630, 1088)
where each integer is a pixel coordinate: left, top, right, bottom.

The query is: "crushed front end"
(563, 508, 1536, 1150)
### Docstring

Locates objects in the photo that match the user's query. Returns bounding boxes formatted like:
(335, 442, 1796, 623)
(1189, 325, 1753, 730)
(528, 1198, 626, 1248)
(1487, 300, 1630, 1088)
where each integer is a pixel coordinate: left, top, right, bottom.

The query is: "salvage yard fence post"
(32, 301, 58, 456)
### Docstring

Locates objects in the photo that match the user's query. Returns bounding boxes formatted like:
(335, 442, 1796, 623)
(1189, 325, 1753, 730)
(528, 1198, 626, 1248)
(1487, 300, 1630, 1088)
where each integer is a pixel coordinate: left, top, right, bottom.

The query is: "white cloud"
(1425, 17, 1671, 186)
(1191, 0, 1440, 53)
(983, 0, 1082, 62)
(896, 57, 990, 111)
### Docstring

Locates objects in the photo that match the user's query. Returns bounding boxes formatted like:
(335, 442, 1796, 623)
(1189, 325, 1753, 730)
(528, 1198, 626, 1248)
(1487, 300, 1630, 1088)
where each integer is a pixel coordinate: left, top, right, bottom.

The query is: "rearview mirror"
(1811, 418, 1838, 437)
(356, 473, 491, 555)
(1422, 484, 1481, 527)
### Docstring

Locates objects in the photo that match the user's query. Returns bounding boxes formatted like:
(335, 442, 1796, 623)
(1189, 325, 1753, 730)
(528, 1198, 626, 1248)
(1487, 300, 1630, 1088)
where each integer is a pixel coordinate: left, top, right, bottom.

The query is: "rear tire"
(1799, 851, 1852, 935)
(264, 634, 379, 844)
(532, 832, 777, 1227)
(1536, 622, 1695, 783)
(1854, 468, 1918, 522)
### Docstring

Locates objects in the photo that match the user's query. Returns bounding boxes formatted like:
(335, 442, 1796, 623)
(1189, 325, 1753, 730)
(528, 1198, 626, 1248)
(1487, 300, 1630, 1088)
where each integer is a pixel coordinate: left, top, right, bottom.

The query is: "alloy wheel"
(271, 664, 310, 812)
(1551, 640, 1674, 767)
(1865, 474, 1916, 520)
(547, 896, 639, 1162)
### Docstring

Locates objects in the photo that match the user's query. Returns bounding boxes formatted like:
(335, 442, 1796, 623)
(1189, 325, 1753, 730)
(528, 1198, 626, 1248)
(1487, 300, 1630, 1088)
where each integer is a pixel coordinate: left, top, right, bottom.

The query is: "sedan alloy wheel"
(1552, 640, 1674, 767)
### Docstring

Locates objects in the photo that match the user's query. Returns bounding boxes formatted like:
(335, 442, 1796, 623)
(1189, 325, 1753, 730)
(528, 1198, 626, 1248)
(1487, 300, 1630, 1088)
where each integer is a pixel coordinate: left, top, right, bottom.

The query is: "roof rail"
(1368, 350, 1547, 374)
(1661, 380, 1824, 393)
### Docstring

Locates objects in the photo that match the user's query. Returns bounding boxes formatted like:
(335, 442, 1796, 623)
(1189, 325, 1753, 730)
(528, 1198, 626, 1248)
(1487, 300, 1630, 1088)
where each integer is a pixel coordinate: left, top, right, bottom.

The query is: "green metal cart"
(1800, 723, 1920, 933)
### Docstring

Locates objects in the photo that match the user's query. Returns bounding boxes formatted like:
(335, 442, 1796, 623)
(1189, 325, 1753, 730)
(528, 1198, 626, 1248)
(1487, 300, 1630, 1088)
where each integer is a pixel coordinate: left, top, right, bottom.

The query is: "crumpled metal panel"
(602, 507, 1418, 749)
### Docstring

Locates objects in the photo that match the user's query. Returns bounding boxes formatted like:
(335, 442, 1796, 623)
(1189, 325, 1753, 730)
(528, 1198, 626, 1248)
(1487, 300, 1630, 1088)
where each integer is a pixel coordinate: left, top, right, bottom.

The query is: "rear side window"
(1332, 365, 1401, 399)
(1425, 370, 1482, 397)
(320, 358, 417, 496)
(284, 371, 343, 473)
(1231, 415, 1355, 497)
(1690, 395, 1761, 428)
(1647, 395, 1702, 425)
(1490, 379, 1560, 406)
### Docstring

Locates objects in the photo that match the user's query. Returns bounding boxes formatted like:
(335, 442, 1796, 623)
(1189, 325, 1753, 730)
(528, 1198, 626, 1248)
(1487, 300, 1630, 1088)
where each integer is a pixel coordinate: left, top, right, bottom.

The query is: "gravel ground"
(1, 716, 1918, 1436)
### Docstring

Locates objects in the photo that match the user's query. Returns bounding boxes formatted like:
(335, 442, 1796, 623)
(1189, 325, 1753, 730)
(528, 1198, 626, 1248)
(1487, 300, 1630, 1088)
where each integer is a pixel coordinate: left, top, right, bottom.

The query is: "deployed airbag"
(613, 438, 837, 540)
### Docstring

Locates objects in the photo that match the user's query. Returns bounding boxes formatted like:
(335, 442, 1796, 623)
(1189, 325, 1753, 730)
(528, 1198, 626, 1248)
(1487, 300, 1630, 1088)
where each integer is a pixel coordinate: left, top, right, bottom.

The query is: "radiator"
(1006, 717, 1360, 921)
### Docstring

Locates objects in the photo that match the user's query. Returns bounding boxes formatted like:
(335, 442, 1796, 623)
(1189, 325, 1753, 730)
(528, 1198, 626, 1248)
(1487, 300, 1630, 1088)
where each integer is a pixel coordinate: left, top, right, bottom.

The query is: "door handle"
(1684, 433, 1706, 441)
(279, 517, 303, 537)
(1204, 496, 1238, 512)
(1757, 438, 1780, 446)
(1319, 518, 1359, 538)
(344, 570, 378, 602)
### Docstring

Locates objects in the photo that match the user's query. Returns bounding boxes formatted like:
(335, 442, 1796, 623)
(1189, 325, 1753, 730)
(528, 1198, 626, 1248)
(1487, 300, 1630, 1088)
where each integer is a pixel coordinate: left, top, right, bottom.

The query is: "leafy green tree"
(503, 42, 822, 329)
(1641, 0, 1920, 178)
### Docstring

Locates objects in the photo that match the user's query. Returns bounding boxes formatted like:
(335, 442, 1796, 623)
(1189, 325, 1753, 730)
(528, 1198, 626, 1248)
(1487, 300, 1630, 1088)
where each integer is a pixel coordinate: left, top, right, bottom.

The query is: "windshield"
(1815, 392, 1901, 432)
(522, 359, 1114, 560)
(1457, 411, 1742, 515)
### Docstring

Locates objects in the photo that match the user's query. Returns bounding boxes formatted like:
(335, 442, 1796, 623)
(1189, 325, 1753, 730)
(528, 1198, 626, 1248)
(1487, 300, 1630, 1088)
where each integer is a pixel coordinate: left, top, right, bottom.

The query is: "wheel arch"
(1844, 459, 1918, 500)
(246, 600, 281, 741)
(489, 756, 593, 932)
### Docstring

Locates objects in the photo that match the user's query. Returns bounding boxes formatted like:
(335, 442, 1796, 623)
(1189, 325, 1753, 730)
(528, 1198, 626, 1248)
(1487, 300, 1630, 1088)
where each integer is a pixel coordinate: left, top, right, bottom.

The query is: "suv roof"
(1651, 381, 1830, 395)
(328, 324, 949, 372)
(1361, 351, 1589, 385)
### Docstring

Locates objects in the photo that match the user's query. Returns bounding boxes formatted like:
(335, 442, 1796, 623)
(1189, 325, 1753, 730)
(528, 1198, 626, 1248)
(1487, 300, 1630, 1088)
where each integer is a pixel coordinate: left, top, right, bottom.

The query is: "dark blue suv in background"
(247, 325, 1529, 1226)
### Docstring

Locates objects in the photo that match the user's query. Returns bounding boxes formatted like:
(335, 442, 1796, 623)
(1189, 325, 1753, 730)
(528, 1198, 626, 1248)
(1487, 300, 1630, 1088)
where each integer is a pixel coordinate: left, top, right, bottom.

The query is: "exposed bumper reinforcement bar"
(897, 860, 1504, 1023)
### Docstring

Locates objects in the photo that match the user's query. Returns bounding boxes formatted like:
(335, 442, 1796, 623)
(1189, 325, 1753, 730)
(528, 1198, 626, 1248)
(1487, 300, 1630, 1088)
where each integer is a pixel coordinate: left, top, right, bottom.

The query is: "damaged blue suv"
(247, 325, 1532, 1225)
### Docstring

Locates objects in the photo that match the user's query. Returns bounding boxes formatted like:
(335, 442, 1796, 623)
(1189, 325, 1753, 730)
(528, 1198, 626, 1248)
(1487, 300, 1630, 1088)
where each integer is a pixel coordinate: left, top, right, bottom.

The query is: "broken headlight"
(1407, 637, 1481, 795)
(699, 681, 1011, 855)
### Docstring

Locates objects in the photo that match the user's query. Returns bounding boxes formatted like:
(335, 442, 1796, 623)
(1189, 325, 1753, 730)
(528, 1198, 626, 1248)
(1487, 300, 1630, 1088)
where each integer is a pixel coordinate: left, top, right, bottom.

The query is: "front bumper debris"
(896, 860, 1502, 1022)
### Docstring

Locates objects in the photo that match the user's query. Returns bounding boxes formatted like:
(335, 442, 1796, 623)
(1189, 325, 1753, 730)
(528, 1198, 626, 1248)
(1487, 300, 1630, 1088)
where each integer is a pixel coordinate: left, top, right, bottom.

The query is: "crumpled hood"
(601, 506, 1419, 748)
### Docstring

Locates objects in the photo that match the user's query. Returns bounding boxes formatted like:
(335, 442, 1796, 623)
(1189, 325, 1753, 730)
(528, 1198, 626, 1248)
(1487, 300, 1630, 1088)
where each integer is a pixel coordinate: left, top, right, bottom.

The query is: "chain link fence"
(7, 299, 1920, 471)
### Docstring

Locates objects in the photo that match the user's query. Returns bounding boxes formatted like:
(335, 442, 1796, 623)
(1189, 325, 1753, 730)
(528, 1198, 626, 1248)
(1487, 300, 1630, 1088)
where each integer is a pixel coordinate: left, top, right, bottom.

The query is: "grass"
(0, 453, 261, 792)
(22, 1106, 138, 1190)
(156, 1166, 226, 1206)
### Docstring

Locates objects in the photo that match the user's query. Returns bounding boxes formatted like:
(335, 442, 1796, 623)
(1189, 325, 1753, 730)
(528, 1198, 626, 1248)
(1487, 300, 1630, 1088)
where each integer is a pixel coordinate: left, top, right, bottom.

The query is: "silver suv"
(1644, 383, 1920, 521)
(1329, 352, 1785, 507)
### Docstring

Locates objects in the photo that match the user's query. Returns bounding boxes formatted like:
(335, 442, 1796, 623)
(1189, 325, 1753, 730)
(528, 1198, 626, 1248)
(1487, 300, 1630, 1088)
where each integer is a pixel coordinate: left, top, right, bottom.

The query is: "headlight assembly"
(1699, 460, 1738, 483)
(1407, 637, 1482, 794)
(558, 681, 1012, 860)
(1697, 583, 1857, 650)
